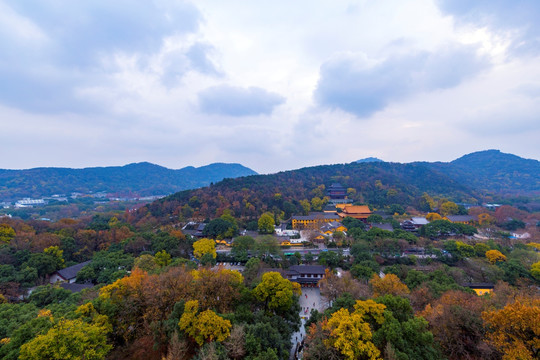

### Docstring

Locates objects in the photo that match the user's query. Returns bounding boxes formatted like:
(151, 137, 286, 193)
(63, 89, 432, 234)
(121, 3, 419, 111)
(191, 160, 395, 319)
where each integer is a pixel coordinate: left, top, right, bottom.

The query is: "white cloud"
(0, 0, 539, 173)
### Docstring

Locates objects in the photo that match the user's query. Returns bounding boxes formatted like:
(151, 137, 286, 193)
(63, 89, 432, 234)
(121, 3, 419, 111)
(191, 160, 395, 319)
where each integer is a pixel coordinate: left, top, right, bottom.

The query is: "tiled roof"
(56, 260, 91, 280)
(411, 217, 429, 225)
(59, 282, 94, 293)
(342, 205, 371, 214)
(463, 283, 494, 289)
(446, 215, 477, 222)
(289, 265, 326, 275)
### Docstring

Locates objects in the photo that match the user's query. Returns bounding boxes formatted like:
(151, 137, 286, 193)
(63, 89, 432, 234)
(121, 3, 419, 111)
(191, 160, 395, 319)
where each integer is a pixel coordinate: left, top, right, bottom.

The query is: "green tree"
(154, 250, 172, 267)
(367, 214, 384, 224)
(254, 235, 279, 258)
(43, 246, 65, 271)
(28, 285, 72, 308)
(300, 199, 311, 215)
(258, 213, 275, 234)
(311, 197, 325, 212)
(133, 254, 158, 272)
(203, 218, 236, 239)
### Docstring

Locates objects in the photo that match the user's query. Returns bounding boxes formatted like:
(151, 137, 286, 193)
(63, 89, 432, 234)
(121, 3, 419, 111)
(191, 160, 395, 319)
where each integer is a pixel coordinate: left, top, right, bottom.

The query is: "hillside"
(425, 150, 540, 194)
(139, 150, 540, 223)
(141, 161, 478, 223)
(0, 162, 257, 201)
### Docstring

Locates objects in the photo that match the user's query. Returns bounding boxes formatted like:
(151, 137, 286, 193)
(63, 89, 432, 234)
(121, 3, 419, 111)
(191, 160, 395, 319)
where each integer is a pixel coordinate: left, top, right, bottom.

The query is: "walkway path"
(290, 287, 327, 359)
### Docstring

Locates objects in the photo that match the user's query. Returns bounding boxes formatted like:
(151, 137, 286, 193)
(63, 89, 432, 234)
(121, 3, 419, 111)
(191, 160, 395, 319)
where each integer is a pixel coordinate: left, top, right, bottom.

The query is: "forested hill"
(140, 150, 540, 223)
(0, 162, 257, 201)
(142, 161, 478, 222)
(425, 150, 540, 194)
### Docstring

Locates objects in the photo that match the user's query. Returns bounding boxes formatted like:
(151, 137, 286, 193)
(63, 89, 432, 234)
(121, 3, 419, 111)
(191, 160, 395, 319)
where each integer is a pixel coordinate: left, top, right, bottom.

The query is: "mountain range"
(2, 150, 539, 205)
(0, 162, 257, 201)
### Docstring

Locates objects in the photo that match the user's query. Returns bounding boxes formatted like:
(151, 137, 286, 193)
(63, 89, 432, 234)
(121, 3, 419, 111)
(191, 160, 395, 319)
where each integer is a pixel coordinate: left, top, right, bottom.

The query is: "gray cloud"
(314, 44, 488, 117)
(160, 42, 222, 88)
(436, 0, 540, 55)
(0, 1, 202, 112)
(198, 85, 285, 116)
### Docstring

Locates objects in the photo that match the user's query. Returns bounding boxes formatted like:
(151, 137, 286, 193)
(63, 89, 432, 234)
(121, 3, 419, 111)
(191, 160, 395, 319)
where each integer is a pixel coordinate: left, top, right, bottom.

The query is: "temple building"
(337, 204, 372, 222)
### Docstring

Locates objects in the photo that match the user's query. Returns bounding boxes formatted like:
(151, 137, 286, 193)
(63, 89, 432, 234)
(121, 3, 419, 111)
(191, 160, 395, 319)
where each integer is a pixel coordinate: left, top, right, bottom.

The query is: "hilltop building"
(327, 183, 346, 200)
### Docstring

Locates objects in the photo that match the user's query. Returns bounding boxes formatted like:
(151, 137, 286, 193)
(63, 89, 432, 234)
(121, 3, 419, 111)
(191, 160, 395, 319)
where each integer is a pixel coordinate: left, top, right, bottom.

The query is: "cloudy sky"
(1, 0, 539, 173)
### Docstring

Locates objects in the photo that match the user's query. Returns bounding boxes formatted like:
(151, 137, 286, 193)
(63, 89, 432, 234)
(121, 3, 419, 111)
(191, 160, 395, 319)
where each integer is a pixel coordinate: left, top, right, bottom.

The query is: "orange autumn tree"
(369, 274, 409, 297)
(482, 297, 540, 360)
(191, 268, 244, 313)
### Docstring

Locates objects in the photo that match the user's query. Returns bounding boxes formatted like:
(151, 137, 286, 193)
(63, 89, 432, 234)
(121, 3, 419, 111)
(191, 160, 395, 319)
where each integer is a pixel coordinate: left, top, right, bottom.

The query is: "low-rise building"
(292, 213, 341, 230)
(50, 261, 91, 284)
(464, 283, 494, 296)
(286, 265, 326, 286)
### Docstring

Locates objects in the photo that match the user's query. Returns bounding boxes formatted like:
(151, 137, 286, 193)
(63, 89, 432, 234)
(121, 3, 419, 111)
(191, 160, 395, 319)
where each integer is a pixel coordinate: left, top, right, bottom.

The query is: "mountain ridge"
(136, 150, 539, 223)
(0, 162, 258, 201)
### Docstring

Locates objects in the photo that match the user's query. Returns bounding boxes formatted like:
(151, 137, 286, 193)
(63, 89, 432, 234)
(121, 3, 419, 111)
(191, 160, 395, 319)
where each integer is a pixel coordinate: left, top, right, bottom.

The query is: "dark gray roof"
(371, 223, 394, 231)
(289, 265, 326, 275)
(59, 282, 94, 293)
(446, 215, 477, 222)
(463, 283, 494, 289)
(56, 260, 91, 280)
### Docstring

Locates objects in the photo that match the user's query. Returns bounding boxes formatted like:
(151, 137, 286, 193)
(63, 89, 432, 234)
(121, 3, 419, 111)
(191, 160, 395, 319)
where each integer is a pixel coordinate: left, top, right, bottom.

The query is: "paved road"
(290, 287, 327, 359)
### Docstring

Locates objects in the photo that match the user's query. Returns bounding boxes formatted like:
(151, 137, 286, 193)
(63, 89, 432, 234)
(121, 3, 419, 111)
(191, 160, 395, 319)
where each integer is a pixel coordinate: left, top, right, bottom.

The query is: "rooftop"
(56, 260, 91, 280)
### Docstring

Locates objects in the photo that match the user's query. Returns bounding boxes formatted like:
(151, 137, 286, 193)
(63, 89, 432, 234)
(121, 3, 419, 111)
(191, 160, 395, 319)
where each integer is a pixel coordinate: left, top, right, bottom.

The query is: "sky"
(1, 0, 540, 174)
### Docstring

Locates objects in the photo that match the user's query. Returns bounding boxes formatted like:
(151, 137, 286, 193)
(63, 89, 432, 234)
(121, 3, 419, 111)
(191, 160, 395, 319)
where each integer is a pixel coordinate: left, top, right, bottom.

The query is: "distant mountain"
(356, 157, 384, 163)
(424, 150, 540, 194)
(0, 162, 257, 201)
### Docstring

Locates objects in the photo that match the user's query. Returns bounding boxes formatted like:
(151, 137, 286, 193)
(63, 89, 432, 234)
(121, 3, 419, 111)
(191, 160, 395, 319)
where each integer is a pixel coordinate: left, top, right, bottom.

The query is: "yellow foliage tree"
(178, 300, 231, 346)
(0, 223, 16, 244)
(531, 261, 540, 281)
(253, 272, 301, 312)
(526, 242, 540, 251)
(322, 300, 386, 360)
(369, 274, 410, 297)
(485, 250, 507, 264)
(426, 213, 442, 222)
(19, 318, 112, 360)
(440, 201, 459, 216)
(193, 238, 217, 260)
(478, 213, 495, 225)
(482, 297, 540, 360)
